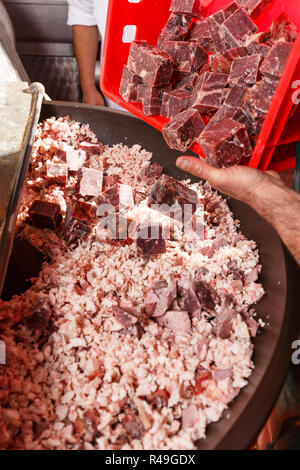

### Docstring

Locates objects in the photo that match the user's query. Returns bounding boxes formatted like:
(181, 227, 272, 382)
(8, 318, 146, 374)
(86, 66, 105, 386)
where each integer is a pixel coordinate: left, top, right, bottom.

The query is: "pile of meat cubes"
(119, 0, 297, 167)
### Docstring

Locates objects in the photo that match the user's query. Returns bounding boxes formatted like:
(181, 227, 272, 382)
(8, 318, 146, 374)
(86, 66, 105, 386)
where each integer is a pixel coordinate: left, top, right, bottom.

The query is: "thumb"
(176, 156, 229, 190)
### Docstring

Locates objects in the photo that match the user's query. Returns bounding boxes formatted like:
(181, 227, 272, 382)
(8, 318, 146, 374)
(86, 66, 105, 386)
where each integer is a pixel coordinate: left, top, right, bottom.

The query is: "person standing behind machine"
(67, 0, 122, 109)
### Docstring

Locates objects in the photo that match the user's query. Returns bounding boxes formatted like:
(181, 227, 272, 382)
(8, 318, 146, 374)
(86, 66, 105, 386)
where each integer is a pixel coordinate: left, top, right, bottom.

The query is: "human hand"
(176, 156, 284, 206)
(82, 86, 105, 106)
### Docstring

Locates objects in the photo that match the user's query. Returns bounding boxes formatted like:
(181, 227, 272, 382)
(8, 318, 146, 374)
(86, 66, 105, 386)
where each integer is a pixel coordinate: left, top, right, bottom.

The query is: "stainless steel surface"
(3, 0, 72, 44)
(0, 2, 29, 82)
(0, 82, 44, 295)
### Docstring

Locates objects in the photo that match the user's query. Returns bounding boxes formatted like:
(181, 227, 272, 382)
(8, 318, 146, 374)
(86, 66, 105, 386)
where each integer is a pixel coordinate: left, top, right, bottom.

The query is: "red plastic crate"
(101, 0, 300, 171)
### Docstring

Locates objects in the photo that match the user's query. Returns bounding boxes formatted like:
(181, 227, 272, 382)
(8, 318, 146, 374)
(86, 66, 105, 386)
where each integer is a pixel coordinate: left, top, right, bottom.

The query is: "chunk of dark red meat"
(79, 141, 105, 157)
(63, 219, 91, 246)
(187, 19, 215, 52)
(266, 12, 298, 43)
(26, 299, 51, 330)
(211, 46, 248, 74)
(213, 369, 232, 382)
(207, 2, 239, 53)
(66, 146, 87, 172)
(243, 78, 278, 134)
(65, 199, 93, 225)
(162, 41, 208, 73)
(148, 174, 199, 216)
(214, 308, 235, 339)
(119, 64, 143, 102)
(229, 54, 262, 86)
(220, 8, 258, 49)
(122, 414, 145, 440)
(246, 34, 271, 58)
(136, 223, 166, 257)
(46, 162, 68, 186)
(28, 200, 62, 230)
(112, 305, 137, 328)
(197, 118, 252, 167)
(163, 108, 205, 152)
(194, 280, 219, 312)
(174, 72, 200, 90)
(160, 88, 193, 118)
(170, 0, 202, 18)
(140, 162, 163, 184)
(33, 421, 49, 440)
(102, 175, 120, 191)
(177, 275, 201, 315)
(95, 183, 134, 215)
(260, 42, 292, 81)
(137, 83, 170, 116)
(237, 0, 273, 19)
(157, 13, 192, 49)
(55, 148, 66, 161)
(191, 71, 228, 113)
(143, 281, 177, 318)
(158, 310, 192, 335)
(224, 84, 248, 108)
(148, 389, 170, 410)
(127, 41, 174, 87)
(205, 105, 255, 136)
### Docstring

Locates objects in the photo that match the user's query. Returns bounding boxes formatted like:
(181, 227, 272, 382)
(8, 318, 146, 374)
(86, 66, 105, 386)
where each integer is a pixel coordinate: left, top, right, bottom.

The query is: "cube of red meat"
(174, 72, 200, 90)
(260, 42, 293, 81)
(127, 41, 174, 87)
(229, 54, 262, 86)
(46, 162, 68, 186)
(237, 0, 273, 19)
(140, 162, 163, 184)
(205, 105, 255, 136)
(163, 108, 205, 152)
(157, 13, 192, 49)
(95, 183, 134, 215)
(187, 19, 215, 53)
(65, 199, 93, 224)
(137, 83, 171, 116)
(266, 12, 298, 44)
(28, 200, 62, 230)
(224, 84, 248, 107)
(197, 118, 252, 167)
(160, 89, 193, 118)
(220, 8, 258, 49)
(136, 224, 166, 257)
(148, 174, 199, 214)
(170, 0, 202, 18)
(207, 1, 239, 53)
(191, 71, 228, 112)
(119, 65, 143, 102)
(162, 41, 208, 73)
(211, 46, 248, 73)
(243, 78, 278, 134)
(79, 141, 105, 157)
(63, 219, 91, 247)
(102, 175, 120, 191)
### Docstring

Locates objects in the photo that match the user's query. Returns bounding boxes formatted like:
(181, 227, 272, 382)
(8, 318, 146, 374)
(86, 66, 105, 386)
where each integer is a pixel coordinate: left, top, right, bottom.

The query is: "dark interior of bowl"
(3, 102, 300, 450)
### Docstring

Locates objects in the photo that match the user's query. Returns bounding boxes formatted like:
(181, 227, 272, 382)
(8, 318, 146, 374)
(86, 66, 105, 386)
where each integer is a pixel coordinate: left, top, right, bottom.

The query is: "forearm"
(72, 25, 98, 93)
(250, 178, 300, 265)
